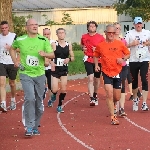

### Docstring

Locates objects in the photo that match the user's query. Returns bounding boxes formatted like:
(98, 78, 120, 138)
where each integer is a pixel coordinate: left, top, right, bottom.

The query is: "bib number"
(136, 47, 147, 59)
(26, 55, 39, 66)
(112, 74, 120, 78)
(3, 50, 10, 56)
(56, 58, 68, 66)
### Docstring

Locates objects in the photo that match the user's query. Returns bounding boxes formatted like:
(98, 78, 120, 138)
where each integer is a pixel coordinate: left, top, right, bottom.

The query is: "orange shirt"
(94, 40, 130, 77)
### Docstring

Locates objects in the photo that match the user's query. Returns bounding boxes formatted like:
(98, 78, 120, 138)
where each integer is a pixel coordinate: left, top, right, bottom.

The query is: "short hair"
(43, 28, 50, 31)
(87, 21, 98, 29)
(56, 28, 66, 34)
(113, 22, 121, 26)
(105, 24, 116, 31)
(0, 21, 8, 25)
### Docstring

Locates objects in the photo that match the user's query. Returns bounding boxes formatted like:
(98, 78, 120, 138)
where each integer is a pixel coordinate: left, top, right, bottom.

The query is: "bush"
(72, 42, 82, 51)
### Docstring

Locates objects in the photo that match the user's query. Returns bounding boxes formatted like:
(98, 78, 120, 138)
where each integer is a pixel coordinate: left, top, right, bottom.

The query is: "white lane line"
(57, 93, 95, 150)
(124, 116, 150, 133)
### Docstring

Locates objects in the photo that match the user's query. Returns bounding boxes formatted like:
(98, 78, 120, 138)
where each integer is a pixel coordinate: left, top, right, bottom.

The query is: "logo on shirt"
(109, 48, 118, 51)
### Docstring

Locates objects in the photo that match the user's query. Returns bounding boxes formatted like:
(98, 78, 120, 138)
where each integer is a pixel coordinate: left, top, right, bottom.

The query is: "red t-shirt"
(81, 33, 105, 63)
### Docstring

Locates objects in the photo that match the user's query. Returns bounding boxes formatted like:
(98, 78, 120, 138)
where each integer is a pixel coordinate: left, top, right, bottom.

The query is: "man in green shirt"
(10, 18, 54, 137)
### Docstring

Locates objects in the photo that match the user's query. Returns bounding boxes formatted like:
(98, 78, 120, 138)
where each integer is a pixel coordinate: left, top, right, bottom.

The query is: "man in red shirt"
(81, 21, 105, 106)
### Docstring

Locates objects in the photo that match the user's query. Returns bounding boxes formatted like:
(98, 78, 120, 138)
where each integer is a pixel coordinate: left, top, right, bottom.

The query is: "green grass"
(68, 50, 85, 75)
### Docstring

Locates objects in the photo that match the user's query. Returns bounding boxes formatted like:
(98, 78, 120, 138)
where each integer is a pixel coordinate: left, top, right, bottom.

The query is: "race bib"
(112, 74, 120, 78)
(136, 47, 147, 59)
(26, 55, 39, 66)
(83, 55, 88, 62)
(56, 58, 68, 66)
(3, 50, 10, 56)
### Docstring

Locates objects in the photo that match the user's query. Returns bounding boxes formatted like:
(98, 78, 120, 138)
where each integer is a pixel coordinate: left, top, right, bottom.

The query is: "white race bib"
(136, 47, 147, 59)
(26, 55, 39, 66)
(3, 50, 10, 56)
(83, 55, 88, 62)
(112, 74, 120, 78)
(56, 58, 68, 66)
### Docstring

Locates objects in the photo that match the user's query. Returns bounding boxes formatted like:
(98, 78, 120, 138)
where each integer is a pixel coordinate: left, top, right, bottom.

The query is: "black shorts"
(45, 69, 51, 90)
(84, 61, 101, 78)
(0, 63, 18, 80)
(121, 65, 128, 80)
(51, 66, 68, 79)
(102, 72, 122, 89)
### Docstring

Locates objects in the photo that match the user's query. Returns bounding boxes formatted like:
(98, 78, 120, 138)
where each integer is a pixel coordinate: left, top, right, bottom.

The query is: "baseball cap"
(134, 17, 143, 24)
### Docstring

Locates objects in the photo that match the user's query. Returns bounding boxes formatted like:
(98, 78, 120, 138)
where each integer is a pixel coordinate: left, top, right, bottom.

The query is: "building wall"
(13, 8, 132, 25)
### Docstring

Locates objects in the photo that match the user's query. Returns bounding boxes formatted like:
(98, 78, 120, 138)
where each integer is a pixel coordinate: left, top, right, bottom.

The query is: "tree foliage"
(113, 0, 150, 21)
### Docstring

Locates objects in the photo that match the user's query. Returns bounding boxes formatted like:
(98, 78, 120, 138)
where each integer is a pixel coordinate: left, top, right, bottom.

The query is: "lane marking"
(57, 93, 94, 150)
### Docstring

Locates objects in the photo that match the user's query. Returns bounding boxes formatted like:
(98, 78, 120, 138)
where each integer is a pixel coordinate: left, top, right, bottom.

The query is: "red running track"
(0, 77, 150, 150)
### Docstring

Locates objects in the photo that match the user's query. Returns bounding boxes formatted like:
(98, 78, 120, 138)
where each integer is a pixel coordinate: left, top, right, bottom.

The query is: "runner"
(81, 21, 105, 106)
(42, 28, 56, 107)
(0, 21, 18, 112)
(94, 24, 130, 125)
(124, 17, 150, 111)
(51, 28, 74, 113)
(10, 18, 54, 136)
(113, 22, 128, 116)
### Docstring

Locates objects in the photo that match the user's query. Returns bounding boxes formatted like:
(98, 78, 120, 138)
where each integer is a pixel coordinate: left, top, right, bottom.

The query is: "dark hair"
(0, 21, 8, 25)
(43, 28, 50, 31)
(56, 28, 66, 34)
(87, 21, 98, 30)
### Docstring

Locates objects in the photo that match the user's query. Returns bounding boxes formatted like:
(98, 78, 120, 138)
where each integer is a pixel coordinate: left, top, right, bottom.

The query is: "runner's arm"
(69, 44, 74, 62)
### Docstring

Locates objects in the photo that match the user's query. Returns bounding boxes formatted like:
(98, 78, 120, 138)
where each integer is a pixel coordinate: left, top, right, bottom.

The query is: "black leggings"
(121, 65, 128, 93)
(127, 66, 132, 84)
(45, 69, 51, 90)
(129, 61, 149, 91)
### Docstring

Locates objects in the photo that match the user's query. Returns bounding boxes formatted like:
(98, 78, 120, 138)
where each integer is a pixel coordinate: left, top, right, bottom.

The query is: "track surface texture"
(1, 75, 150, 150)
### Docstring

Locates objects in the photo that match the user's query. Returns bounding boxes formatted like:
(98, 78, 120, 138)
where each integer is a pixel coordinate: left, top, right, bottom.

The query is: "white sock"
(11, 97, 16, 102)
(1, 100, 6, 107)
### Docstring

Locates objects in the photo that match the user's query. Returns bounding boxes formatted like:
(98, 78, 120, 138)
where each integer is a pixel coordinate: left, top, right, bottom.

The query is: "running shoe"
(0, 103, 7, 112)
(10, 101, 16, 110)
(57, 106, 64, 113)
(119, 108, 127, 116)
(25, 127, 33, 136)
(141, 103, 149, 111)
(111, 116, 119, 125)
(90, 97, 95, 106)
(33, 129, 40, 135)
(133, 98, 139, 111)
(48, 100, 53, 107)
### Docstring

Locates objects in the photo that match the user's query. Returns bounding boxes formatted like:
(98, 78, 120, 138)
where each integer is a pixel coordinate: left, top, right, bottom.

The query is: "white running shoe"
(133, 98, 139, 111)
(0, 103, 7, 112)
(10, 101, 16, 110)
(141, 103, 149, 111)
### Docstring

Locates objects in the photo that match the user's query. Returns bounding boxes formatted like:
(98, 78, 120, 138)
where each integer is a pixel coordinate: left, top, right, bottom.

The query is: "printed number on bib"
(136, 47, 147, 59)
(56, 58, 67, 66)
(3, 50, 10, 56)
(112, 74, 120, 78)
(26, 55, 39, 66)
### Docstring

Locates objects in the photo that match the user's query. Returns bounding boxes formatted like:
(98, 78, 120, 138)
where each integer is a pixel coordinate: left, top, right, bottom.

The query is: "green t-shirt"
(12, 34, 53, 77)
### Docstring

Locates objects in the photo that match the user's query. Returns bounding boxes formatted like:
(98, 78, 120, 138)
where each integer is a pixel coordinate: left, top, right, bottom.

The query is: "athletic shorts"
(0, 63, 18, 80)
(102, 72, 122, 89)
(45, 69, 51, 90)
(84, 61, 101, 78)
(51, 66, 68, 79)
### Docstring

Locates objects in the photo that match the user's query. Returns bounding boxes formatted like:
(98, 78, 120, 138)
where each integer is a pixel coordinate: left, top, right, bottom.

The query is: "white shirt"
(45, 39, 55, 70)
(0, 32, 16, 64)
(124, 29, 150, 62)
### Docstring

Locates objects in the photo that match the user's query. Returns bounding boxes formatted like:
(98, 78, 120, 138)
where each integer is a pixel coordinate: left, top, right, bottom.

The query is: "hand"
(117, 58, 124, 64)
(4, 43, 11, 51)
(131, 40, 139, 46)
(82, 46, 87, 53)
(39, 51, 46, 57)
(92, 46, 96, 52)
(143, 40, 150, 47)
(95, 65, 100, 72)
(51, 62, 56, 71)
(14, 61, 20, 68)
(64, 58, 70, 64)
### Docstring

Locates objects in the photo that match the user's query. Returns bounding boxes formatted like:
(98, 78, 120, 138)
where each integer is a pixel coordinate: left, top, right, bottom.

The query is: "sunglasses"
(106, 32, 116, 35)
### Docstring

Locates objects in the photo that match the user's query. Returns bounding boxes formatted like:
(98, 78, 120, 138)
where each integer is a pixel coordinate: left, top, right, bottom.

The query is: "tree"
(113, 0, 150, 22)
(61, 12, 73, 25)
(0, 0, 14, 31)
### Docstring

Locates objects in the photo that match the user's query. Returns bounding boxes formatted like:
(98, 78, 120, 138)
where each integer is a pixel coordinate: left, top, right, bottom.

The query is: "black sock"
(58, 93, 66, 106)
(93, 92, 97, 98)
